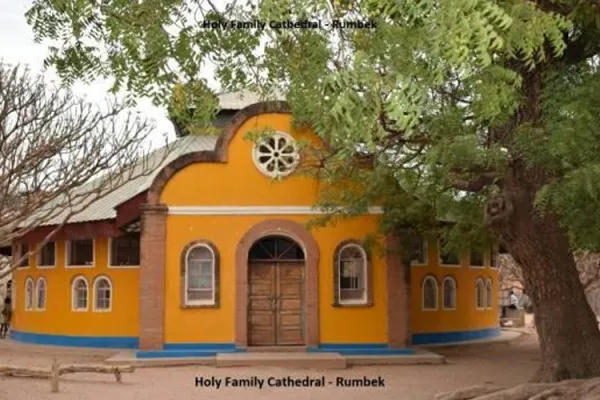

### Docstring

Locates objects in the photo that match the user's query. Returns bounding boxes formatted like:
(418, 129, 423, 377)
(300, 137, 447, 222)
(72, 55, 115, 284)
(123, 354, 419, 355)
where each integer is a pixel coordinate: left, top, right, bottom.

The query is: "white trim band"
(167, 206, 384, 216)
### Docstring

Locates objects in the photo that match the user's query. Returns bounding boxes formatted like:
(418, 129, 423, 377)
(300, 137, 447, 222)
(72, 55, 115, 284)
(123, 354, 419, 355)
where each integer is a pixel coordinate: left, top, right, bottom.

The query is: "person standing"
(501, 290, 519, 318)
(0, 297, 12, 339)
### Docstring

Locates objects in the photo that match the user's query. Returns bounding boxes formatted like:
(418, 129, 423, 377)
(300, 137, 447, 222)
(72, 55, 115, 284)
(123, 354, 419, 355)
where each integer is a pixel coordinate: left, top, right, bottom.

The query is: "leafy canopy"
(26, 0, 600, 251)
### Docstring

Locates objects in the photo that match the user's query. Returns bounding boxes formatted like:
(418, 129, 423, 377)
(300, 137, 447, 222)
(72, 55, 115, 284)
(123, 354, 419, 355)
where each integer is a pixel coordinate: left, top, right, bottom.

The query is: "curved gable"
(150, 101, 326, 207)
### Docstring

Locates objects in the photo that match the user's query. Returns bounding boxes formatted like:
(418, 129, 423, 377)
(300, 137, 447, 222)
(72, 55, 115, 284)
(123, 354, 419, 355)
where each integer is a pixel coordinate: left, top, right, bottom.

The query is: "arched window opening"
(25, 278, 34, 311)
(423, 276, 438, 311)
(35, 278, 46, 310)
(185, 244, 216, 305)
(72, 277, 89, 311)
(442, 277, 456, 310)
(336, 244, 368, 304)
(94, 277, 112, 311)
(476, 278, 485, 310)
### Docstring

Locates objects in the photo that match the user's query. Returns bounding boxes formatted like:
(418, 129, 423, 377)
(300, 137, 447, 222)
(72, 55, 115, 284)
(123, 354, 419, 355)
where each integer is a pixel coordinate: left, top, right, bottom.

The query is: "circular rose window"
(252, 132, 300, 177)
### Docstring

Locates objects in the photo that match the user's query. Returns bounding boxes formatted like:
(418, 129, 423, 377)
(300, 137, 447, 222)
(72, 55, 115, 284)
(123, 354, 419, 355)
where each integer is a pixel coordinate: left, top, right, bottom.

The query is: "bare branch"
(0, 62, 171, 278)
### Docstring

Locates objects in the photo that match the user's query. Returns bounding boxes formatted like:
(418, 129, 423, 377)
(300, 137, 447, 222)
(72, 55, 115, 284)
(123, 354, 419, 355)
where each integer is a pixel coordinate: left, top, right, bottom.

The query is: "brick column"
(139, 204, 168, 350)
(386, 234, 411, 347)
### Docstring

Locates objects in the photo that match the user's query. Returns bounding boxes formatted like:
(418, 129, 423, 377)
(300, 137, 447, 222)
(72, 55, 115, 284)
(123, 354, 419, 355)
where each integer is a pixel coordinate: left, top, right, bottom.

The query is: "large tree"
(0, 62, 166, 280)
(25, 0, 600, 382)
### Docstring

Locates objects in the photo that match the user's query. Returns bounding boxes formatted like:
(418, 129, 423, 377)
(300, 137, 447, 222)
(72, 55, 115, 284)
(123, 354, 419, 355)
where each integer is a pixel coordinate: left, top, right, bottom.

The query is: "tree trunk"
(487, 180, 600, 382)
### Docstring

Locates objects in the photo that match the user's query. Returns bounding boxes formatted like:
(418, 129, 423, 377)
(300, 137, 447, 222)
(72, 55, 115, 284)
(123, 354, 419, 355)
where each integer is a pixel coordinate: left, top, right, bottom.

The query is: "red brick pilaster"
(139, 204, 168, 350)
(386, 234, 411, 347)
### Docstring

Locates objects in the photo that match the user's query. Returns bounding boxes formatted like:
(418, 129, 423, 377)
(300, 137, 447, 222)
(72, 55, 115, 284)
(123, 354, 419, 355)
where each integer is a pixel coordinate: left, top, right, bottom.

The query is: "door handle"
(272, 297, 277, 309)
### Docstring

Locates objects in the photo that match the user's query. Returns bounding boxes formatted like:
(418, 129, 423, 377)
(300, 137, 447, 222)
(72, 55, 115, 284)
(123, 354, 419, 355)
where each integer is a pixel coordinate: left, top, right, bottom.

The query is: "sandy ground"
(0, 330, 539, 400)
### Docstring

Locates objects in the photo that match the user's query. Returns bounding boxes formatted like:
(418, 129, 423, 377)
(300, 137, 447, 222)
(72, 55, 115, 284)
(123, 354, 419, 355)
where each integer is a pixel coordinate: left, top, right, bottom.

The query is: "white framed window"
(109, 233, 140, 267)
(486, 279, 493, 309)
(422, 276, 438, 311)
(66, 239, 94, 268)
(35, 277, 47, 311)
(37, 242, 56, 268)
(252, 131, 300, 178)
(410, 235, 428, 266)
(476, 278, 485, 310)
(71, 276, 89, 311)
(469, 248, 485, 268)
(489, 245, 499, 268)
(337, 244, 368, 305)
(25, 277, 34, 311)
(16, 243, 30, 268)
(439, 238, 461, 267)
(185, 244, 216, 306)
(442, 277, 457, 310)
(93, 276, 112, 312)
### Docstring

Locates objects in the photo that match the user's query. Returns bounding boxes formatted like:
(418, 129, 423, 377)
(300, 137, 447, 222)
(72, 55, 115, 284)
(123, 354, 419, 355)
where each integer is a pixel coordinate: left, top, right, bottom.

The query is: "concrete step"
(216, 352, 347, 369)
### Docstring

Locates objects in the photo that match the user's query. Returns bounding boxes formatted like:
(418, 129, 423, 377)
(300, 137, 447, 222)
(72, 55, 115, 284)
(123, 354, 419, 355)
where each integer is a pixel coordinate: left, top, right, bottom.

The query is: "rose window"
(252, 132, 299, 177)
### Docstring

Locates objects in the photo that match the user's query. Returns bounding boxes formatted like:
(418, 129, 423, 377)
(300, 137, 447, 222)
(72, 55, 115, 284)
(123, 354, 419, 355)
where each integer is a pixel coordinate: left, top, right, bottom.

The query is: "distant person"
(501, 290, 519, 318)
(0, 297, 12, 339)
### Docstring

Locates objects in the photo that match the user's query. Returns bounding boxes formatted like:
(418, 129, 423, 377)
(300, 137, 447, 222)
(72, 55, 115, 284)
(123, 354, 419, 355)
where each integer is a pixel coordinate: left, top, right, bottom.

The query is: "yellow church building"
(3, 95, 500, 357)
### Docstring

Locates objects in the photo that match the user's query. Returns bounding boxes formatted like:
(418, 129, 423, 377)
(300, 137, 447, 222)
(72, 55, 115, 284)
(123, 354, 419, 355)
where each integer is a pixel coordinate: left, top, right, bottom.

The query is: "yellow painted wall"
(11, 110, 499, 345)
(163, 215, 387, 344)
(160, 112, 387, 344)
(410, 238, 499, 333)
(11, 239, 139, 337)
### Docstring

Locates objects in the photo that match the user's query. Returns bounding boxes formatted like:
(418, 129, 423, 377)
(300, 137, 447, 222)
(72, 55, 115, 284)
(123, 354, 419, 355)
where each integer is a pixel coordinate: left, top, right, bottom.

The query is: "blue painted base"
(309, 343, 416, 355)
(137, 343, 242, 358)
(411, 328, 501, 345)
(10, 330, 138, 349)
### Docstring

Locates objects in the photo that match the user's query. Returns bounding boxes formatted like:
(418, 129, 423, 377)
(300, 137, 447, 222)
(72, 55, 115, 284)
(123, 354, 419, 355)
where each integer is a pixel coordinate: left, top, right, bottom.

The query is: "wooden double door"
(248, 261, 305, 346)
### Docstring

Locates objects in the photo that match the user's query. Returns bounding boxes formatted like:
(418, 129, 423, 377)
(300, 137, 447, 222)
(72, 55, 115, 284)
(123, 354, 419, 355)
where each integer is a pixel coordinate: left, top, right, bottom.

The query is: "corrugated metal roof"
(27, 135, 218, 227)
(217, 90, 283, 110)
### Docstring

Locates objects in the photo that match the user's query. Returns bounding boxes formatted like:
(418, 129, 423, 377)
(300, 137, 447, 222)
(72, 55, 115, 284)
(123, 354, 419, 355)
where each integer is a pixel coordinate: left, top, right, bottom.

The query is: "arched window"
(93, 276, 112, 311)
(442, 277, 456, 310)
(25, 278, 34, 311)
(184, 243, 217, 306)
(422, 276, 438, 310)
(71, 276, 89, 311)
(335, 243, 369, 305)
(476, 278, 485, 310)
(486, 279, 493, 309)
(35, 278, 46, 310)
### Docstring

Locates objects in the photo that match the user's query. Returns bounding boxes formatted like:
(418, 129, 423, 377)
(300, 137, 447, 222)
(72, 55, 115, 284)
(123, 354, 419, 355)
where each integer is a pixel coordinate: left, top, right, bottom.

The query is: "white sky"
(0, 1, 221, 147)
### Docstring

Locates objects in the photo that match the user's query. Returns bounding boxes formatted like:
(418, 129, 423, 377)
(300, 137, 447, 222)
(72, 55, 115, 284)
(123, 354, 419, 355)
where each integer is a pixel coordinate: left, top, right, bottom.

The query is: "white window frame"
(35, 277, 47, 311)
(65, 239, 95, 268)
(410, 237, 428, 266)
(337, 244, 368, 305)
(469, 248, 486, 269)
(24, 277, 34, 311)
(71, 276, 89, 312)
(489, 245, 499, 268)
(485, 278, 493, 309)
(185, 244, 216, 306)
(438, 239, 461, 268)
(475, 278, 485, 310)
(92, 276, 113, 312)
(16, 243, 31, 269)
(442, 277, 457, 311)
(108, 236, 141, 269)
(36, 242, 56, 269)
(422, 276, 438, 311)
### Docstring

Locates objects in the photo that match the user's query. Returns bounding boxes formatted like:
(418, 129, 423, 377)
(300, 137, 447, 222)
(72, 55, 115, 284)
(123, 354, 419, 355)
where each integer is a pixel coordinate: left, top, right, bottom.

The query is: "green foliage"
(26, 0, 600, 250)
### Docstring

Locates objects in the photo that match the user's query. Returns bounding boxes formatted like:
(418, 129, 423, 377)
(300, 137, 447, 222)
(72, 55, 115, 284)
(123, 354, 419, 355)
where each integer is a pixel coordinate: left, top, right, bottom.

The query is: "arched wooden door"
(247, 236, 305, 346)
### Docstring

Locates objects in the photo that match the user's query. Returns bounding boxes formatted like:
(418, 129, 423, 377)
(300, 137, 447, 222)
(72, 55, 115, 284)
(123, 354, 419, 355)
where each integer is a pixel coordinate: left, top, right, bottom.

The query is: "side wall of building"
(410, 239, 500, 344)
(10, 239, 139, 347)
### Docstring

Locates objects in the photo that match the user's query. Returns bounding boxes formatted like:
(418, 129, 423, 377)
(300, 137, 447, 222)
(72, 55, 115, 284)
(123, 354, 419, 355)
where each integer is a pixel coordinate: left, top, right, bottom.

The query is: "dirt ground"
(0, 330, 539, 400)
